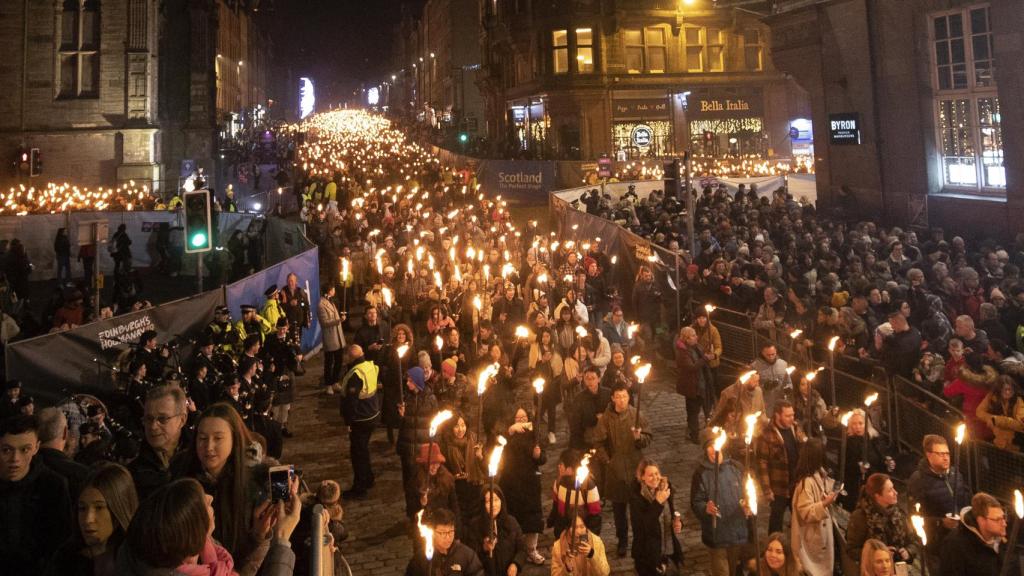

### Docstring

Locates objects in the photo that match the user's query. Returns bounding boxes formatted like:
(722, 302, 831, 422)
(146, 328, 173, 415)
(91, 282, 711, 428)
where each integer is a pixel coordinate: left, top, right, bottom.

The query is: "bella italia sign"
(690, 90, 763, 118)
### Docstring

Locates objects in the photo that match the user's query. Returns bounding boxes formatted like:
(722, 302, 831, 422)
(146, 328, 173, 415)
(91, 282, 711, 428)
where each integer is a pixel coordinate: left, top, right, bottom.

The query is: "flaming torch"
(634, 362, 652, 428)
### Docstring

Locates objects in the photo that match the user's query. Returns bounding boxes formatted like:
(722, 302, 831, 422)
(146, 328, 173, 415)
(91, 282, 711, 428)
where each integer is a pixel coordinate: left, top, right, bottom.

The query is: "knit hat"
(441, 359, 457, 378)
(415, 442, 446, 464)
(406, 366, 426, 391)
(686, 264, 699, 275)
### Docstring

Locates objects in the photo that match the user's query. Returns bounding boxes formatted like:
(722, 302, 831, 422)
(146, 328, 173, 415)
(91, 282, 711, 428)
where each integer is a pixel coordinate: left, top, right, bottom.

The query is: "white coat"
(791, 469, 835, 576)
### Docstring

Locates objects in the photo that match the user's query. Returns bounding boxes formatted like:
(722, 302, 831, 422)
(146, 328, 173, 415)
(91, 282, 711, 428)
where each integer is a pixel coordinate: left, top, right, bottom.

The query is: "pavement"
(282, 353, 765, 576)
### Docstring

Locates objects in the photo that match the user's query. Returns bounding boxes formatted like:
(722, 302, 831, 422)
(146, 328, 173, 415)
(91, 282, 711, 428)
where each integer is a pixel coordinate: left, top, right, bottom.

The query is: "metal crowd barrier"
(704, 303, 1024, 504)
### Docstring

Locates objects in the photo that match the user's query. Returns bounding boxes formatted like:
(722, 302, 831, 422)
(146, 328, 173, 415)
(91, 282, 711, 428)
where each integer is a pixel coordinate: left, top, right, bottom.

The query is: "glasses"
(983, 514, 1007, 524)
(144, 413, 183, 426)
(435, 529, 456, 537)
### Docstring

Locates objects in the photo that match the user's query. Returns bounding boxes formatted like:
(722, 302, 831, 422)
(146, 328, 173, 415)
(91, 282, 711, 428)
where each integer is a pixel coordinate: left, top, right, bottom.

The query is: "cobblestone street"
(283, 355, 759, 575)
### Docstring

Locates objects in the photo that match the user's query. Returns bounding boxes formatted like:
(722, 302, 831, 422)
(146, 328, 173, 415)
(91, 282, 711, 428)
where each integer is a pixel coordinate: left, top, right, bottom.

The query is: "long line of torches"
(0, 181, 153, 215)
(593, 154, 815, 184)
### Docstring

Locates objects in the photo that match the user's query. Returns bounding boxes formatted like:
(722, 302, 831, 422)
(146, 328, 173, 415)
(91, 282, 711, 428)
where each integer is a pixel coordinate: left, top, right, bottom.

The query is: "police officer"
(236, 304, 272, 347)
(340, 344, 381, 500)
(262, 285, 284, 329)
(205, 306, 239, 354)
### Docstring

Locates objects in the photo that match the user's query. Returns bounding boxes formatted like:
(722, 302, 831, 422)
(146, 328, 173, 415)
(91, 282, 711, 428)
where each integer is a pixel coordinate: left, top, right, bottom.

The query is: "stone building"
(767, 0, 1023, 237)
(0, 0, 161, 189)
(476, 0, 809, 160)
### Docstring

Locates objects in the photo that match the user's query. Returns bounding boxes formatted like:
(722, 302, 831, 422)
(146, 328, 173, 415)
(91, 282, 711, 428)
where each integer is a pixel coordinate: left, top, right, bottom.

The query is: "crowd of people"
(2, 109, 1023, 576)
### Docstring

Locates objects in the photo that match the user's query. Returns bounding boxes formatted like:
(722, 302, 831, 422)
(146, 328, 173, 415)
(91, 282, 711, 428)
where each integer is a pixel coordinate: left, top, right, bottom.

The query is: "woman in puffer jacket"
(943, 353, 999, 442)
(976, 375, 1024, 451)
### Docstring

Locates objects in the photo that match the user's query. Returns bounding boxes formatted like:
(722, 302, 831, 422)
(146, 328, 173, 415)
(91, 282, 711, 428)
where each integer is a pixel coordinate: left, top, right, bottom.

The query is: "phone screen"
(270, 466, 292, 502)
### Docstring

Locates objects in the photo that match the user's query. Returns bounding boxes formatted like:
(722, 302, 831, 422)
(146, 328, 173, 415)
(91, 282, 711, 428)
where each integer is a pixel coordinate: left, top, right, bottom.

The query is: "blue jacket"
(690, 456, 749, 548)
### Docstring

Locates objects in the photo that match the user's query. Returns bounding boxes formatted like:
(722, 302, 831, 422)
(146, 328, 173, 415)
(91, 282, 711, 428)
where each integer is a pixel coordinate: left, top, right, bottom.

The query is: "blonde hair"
(859, 538, 893, 576)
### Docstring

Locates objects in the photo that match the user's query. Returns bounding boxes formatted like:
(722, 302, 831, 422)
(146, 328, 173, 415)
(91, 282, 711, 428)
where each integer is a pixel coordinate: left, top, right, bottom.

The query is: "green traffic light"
(459, 133, 468, 143)
(190, 232, 208, 248)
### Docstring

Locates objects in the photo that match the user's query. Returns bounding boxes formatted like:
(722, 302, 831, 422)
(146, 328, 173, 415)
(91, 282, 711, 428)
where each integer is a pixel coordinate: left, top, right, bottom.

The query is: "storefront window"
(689, 118, 766, 156)
(612, 120, 673, 159)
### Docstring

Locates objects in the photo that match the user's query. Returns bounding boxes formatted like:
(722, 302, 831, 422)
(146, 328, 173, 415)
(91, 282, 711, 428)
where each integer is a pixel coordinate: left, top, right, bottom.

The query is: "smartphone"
(832, 482, 845, 495)
(576, 532, 589, 548)
(269, 465, 294, 503)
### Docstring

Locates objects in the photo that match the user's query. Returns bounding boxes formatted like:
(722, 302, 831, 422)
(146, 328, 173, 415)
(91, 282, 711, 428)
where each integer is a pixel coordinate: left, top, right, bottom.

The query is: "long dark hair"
(793, 438, 826, 482)
(73, 463, 138, 554)
(185, 403, 251, 554)
(125, 478, 209, 568)
(988, 375, 1021, 416)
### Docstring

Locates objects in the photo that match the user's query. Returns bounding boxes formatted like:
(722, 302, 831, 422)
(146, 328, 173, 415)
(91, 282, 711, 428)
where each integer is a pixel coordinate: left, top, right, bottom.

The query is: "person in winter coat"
(759, 532, 808, 576)
(939, 492, 1009, 576)
(116, 477, 299, 576)
(54, 227, 72, 286)
(631, 458, 683, 576)
(837, 410, 890, 512)
(975, 375, 1024, 451)
(718, 370, 767, 430)
(441, 413, 485, 534)
(675, 326, 711, 442)
(757, 400, 807, 534)
(398, 366, 439, 516)
(790, 439, 837, 576)
(845, 473, 918, 568)
(548, 449, 603, 539)
(408, 443, 461, 535)
(594, 383, 652, 558)
(45, 462, 138, 576)
(943, 353, 998, 442)
(0, 414, 73, 576)
(499, 406, 547, 565)
(690, 429, 748, 576)
(406, 507, 484, 576)
(317, 284, 346, 389)
(551, 514, 611, 576)
(693, 309, 723, 393)
(339, 344, 382, 499)
(469, 486, 526, 576)
(907, 434, 972, 575)
(110, 225, 132, 276)
(383, 324, 415, 443)
(569, 367, 611, 451)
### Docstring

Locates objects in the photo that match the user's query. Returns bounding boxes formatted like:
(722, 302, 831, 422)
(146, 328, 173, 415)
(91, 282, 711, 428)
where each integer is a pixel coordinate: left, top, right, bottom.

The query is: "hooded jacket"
(975, 391, 1024, 451)
(943, 364, 998, 441)
(690, 456, 748, 548)
(939, 507, 1005, 576)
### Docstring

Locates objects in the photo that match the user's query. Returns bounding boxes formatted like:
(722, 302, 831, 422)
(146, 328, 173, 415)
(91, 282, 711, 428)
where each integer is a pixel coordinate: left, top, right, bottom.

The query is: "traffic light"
(29, 148, 41, 177)
(458, 132, 468, 144)
(183, 190, 212, 254)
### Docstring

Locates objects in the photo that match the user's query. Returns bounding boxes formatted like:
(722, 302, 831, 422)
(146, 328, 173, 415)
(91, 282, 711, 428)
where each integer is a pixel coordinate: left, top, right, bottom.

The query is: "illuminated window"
(743, 29, 763, 71)
(624, 27, 666, 74)
(576, 28, 594, 73)
(931, 5, 1002, 194)
(59, 0, 100, 98)
(553, 30, 568, 74)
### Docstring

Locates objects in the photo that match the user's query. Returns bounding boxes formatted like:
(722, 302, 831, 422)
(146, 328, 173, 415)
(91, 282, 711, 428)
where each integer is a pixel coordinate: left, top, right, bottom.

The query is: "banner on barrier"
(476, 160, 557, 202)
(225, 246, 322, 353)
(4, 289, 224, 402)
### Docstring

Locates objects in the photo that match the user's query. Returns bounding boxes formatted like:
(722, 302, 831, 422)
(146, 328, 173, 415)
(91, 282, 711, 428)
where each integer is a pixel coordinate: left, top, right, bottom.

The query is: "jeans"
(769, 494, 790, 534)
(709, 545, 744, 576)
(348, 418, 377, 492)
(323, 348, 343, 385)
(685, 394, 705, 437)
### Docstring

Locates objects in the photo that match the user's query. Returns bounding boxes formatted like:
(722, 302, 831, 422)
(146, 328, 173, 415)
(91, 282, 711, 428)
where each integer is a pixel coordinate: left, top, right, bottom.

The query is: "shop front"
(685, 87, 767, 156)
(611, 96, 673, 160)
(506, 97, 549, 156)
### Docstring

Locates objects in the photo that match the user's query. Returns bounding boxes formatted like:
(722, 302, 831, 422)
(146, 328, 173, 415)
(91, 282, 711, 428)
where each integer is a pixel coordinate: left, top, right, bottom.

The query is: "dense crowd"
(2, 110, 1022, 576)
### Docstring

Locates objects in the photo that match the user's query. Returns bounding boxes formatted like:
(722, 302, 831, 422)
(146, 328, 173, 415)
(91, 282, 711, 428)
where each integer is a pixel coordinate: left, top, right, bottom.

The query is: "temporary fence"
(550, 178, 1023, 503)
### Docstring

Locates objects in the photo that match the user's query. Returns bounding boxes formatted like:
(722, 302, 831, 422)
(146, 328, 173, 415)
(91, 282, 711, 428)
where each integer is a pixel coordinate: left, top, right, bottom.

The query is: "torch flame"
(804, 370, 817, 382)
(864, 392, 879, 407)
(911, 503, 927, 546)
(789, 329, 803, 339)
(429, 410, 453, 438)
(739, 370, 757, 385)
(416, 510, 434, 560)
(472, 295, 482, 311)
(955, 422, 966, 445)
(828, 336, 840, 351)
(785, 366, 797, 375)
(1015, 489, 1023, 519)
(514, 325, 529, 339)
(477, 363, 499, 395)
(397, 344, 410, 359)
(840, 411, 854, 427)
(626, 323, 639, 339)
(704, 303, 716, 314)
(532, 377, 545, 395)
(382, 287, 393, 308)
(575, 326, 588, 339)
(630, 355, 641, 365)
(745, 475, 758, 516)
(434, 335, 444, 351)
(341, 258, 350, 280)
(575, 453, 591, 488)
(635, 363, 652, 384)
(488, 435, 507, 477)
(713, 427, 728, 453)
(744, 412, 761, 445)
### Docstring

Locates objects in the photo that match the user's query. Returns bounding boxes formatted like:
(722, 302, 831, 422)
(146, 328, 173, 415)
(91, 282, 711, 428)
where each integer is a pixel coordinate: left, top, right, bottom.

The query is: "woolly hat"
(406, 366, 426, 391)
(415, 442, 446, 464)
(441, 358, 457, 378)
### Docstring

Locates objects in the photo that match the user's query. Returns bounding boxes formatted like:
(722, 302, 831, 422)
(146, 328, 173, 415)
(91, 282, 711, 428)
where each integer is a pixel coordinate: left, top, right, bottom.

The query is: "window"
(931, 5, 1003, 193)
(576, 28, 594, 73)
(553, 29, 568, 74)
(743, 29, 763, 71)
(624, 27, 666, 74)
(59, 0, 100, 98)
(684, 27, 703, 72)
(685, 27, 724, 72)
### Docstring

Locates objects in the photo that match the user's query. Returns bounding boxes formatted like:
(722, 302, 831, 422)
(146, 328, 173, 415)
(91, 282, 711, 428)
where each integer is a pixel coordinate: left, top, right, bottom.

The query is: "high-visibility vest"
(342, 360, 379, 399)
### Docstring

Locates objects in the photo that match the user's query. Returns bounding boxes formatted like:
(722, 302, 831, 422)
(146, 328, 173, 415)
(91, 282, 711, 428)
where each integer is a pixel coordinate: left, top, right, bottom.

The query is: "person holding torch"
(406, 507, 484, 576)
(691, 428, 749, 576)
(499, 406, 547, 565)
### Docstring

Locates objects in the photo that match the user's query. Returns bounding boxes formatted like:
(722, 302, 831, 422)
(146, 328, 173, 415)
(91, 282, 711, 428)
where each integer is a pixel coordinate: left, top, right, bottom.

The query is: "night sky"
(268, 0, 406, 105)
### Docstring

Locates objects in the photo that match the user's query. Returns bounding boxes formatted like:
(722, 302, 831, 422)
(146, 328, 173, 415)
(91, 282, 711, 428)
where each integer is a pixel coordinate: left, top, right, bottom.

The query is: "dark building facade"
(767, 0, 1023, 237)
(476, 0, 810, 161)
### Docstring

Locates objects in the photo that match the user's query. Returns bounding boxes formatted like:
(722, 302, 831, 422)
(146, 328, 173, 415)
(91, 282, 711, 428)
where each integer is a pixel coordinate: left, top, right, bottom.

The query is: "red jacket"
(943, 364, 997, 441)
(674, 338, 707, 397)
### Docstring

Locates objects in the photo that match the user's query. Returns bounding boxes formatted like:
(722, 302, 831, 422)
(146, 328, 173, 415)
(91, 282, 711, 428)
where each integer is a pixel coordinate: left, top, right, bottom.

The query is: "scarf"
(862, 499, 911, 549)
(444, 433, 483, 483)
(640, 483, 674, 558)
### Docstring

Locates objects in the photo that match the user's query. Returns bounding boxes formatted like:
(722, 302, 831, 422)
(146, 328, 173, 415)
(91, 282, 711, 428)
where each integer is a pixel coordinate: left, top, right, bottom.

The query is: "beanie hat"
(406, 366, 426, 391)
(441, 359, 457, 378)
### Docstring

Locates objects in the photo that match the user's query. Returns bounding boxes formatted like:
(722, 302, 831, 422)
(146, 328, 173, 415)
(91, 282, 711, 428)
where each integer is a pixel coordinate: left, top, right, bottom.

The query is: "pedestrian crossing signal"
(184, 190, 212, 253)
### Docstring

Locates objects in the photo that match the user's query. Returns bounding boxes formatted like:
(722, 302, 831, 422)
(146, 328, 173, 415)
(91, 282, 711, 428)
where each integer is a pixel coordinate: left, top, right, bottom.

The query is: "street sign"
(597, 155, 612, 179)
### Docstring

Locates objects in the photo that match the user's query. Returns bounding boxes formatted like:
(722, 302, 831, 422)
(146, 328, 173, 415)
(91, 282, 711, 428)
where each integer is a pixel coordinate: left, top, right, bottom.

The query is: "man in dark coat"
(0, 414, 73, 576)
(405, 507, 484, 576)
(354, 306, 390, 365)
(908, 434, 972, 575)
(36, 407, 89, 501)
(128, 384, 191, 500)
(939, 492, 1009, 576)
(569, 367, 611, 452)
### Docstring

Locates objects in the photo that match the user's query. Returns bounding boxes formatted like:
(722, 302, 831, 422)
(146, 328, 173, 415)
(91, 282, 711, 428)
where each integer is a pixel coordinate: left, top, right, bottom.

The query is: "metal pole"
(92, 223, 100, 318)
(675, 252, 682, 330)
(684, 150, 695, 259)
(197, 252, 204, 294)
